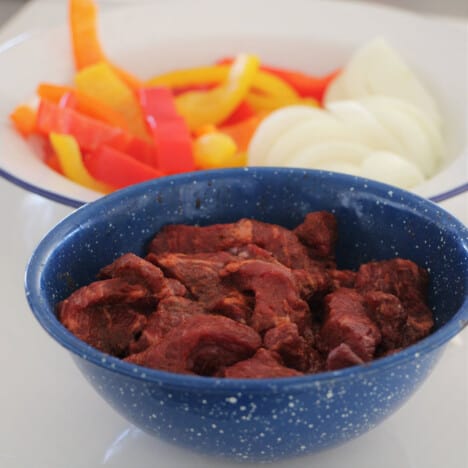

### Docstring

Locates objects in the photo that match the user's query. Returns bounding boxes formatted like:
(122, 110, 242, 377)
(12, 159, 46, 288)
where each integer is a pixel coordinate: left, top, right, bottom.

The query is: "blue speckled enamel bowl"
(25, 168, 468, 462)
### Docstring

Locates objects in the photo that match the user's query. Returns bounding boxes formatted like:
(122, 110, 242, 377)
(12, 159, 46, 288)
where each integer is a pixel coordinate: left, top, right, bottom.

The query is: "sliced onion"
(357, 98, 437, 177)
(359, 151, 425, 189)
(326, 100, 404, 153)
(247, 106, 329, 166)
(266, 117, 363, 166)
(284, 141, 371, 171)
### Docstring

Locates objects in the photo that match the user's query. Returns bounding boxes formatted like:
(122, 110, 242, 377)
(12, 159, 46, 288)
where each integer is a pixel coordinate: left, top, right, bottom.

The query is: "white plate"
(0, 0, 466, 208)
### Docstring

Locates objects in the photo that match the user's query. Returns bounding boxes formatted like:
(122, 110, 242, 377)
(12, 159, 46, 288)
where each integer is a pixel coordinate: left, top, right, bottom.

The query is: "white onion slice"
(359, 151, 425, 189)
(247, 106, 330, 166)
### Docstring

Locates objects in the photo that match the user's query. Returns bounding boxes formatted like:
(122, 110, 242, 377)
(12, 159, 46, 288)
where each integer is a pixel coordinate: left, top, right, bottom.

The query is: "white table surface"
(0, 2, 467, 468)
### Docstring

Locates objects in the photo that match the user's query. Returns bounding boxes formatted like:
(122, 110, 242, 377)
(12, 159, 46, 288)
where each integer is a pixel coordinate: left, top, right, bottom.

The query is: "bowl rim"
(25, 167, 468, 391)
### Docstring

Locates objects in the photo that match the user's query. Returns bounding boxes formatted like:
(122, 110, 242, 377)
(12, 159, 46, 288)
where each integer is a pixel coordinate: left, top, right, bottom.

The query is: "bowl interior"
(30, 168, 468, 358)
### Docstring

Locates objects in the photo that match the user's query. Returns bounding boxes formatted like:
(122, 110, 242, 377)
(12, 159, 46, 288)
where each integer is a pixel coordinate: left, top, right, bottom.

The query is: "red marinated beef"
(129, 296, 205, 354)
(221, 259, 309, 333)
(356, 259, 433, 344)
(99, 253, 187, 298)
(126, 315, 261, 375)
(57, 278, 149, 356)
(320, 288, 381, 361)
(224, 348, 303, 378)
(363, 291, 407, 351)
(294, 211, 338, 260)
(148, 251, 252, 323)
(57, 211, 434, 378)
(149, 218, 317, 271)
(264, 320, 310, 371)
(326, 343, 365, 371)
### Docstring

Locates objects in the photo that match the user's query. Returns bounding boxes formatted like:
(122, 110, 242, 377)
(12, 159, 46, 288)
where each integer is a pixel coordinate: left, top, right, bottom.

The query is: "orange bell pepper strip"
(37, 83, 130, 130)
(74, 63, 149, 140)
(69, 0, 142, 90)
(10, 105, 37, 137)
(220, 113, 266, 153)
(175, 54, 260, 131)
(49, 132, 113, 193)
(84, 145, 165, 189)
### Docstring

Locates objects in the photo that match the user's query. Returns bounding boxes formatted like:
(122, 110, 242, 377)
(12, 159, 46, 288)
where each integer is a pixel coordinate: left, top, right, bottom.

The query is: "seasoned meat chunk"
(224, 348, 303, 378)
(326, 343, 364, 371)
(264, 321, 310, 371)
(355, 258, 429, 303)
(294, 211, 338, 259)
(356, 259, 433, 346)
(149, 251, 252, 323)
(329, 269, 356, 290)
(129, 296, 205, 353)
(221, 259, 309, 333)
(99, 253, 186, 298)
(364, 291, 407, 351)
(57, 278, 149, 356)
(126, 315, 261, 375)
(293, 268, 331, 301)
(149, 218, 317, 271)
(320, 288, 381, 361)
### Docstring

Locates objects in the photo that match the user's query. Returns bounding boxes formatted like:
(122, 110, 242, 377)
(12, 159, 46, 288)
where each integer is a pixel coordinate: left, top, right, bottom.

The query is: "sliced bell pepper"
(138, 87, 195, 174)
(220, 100, 255, 126)
(175, 54, 260, 131)
(220, 113, 265, 153)
(74, 62, 149, 140)
(246, 92, 318, 112)
(260, 65, 340, 102)
(69, 0, 142, 90)
(37, 83, 130, 130)
(36, 99, 124, 151)
(49, 132, 113, 193)
(84, 145, 164, 189)
(10, 105, 37, 137)
(148, 62, 297, 102)
(194, 132, 245, 169)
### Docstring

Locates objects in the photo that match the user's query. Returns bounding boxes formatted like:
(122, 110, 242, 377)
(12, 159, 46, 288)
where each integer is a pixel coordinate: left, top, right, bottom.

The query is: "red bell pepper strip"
(217, 57, 340, 102)
(220, 100, 255, 126)
(260, 66, 341, 102)
(84, 145, 164, 189)
(37, 83, 130, 131)
(36, 99, 124, 151)
(138, 87, 195, 174)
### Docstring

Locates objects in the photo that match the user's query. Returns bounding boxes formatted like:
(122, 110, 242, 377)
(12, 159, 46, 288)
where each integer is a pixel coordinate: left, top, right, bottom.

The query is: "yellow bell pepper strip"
(74, 62, 149, 140)
(84, 145, 165, 189)
(194, 132, 246, 169)
(138, 87, 195, 174)
(246, 92, 318, 112)
(37, 83, 130, 131)
(174, 54, 260, 131)
(69, 0, 143, 90)
(36, 99, 124, 151)
(148, 63, 297, 102)
(10, 105, 37, 137)
(49, 132, 113, 193)
(219, 57, 340, 103)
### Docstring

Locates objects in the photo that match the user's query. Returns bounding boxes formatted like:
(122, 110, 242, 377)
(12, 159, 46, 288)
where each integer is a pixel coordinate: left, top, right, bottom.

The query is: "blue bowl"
(25, 168, 468, 462)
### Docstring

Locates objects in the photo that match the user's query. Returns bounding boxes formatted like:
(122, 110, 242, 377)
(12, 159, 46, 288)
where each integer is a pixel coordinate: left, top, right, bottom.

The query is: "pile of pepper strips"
(10, 0, 338, 193)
